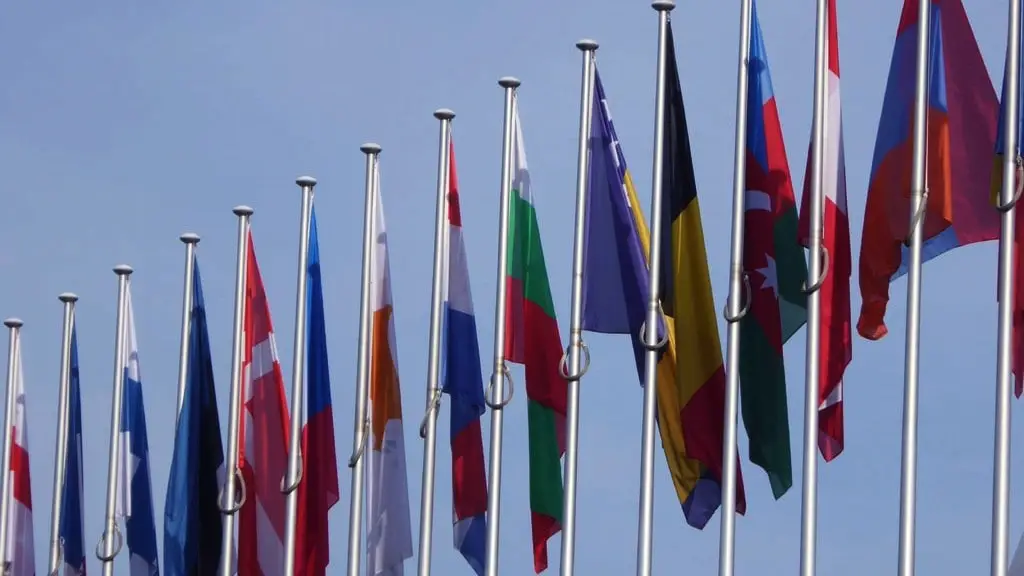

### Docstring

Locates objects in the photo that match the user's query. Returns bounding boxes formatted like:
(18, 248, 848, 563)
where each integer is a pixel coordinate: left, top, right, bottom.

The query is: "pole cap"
(360, 143, 382, 155)
(58, 292, 79, 303)
(652, 0, 675, 11)
(113, 264, 133, 276)
(3, 318, 22, 329)
(499, 76, 521, 89)
(434, 108, 455, 120)
(179, 232, 200, 244)
(576, 39, 599, 51)
(233, 205, 254, 217)
(296, 176, 317, 188)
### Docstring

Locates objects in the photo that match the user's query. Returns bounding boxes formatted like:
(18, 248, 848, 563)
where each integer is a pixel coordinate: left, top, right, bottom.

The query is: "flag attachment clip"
(484, 363, 514, 410)
(902, 188, 930, 247)
(280, 456, 303, 494)
(418, 388, 442, 439)
(217, 468, 247, 514)
(93, 523, 123, 562)
(347, 418, 370, 469)
(996, 157, 1024, 212)
(801, 247, 831, 294)
(558, 338, 591, 381)
(723, 272, 752, 323)
(638, 303, 669, 352)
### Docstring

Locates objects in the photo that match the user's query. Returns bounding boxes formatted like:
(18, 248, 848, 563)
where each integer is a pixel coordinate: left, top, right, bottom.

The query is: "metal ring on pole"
(558, 339, 591, 381)
(418, 388, 443, 439)
(801, 246, 831, 294)
(485, 363, 514, 410)
(280, 455, 304, 495)
(93, 523, 123, 562)
(996, 157, 1024, 213)
(217, 468, 247, 514)
(723, 272, 752, 323)
(638, 318, 669, 352)
(902, 188, 930, 247)
(347, 419, 370, 469)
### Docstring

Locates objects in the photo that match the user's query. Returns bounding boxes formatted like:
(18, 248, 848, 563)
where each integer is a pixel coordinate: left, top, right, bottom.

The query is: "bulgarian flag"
(503, 96, 567, 574)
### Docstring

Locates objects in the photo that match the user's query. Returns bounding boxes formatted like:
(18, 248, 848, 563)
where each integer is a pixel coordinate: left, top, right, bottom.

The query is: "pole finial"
(179, 232, 200, 244)
(434, 108, 455, 120)
(498, 76, 521, 89)
(360, 143, 382, 155)
(58, 293, 79, 303)
(2, 318, 22, 329)
(113, 264, 133, 276)
(296, 176, 317, 188)
(576, 39, 599, 51)
(652, 0, 675, 12)
(232, 205, 254, 217)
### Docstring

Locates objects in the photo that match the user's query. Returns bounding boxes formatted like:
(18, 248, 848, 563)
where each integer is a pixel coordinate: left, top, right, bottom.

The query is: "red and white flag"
(237, 232, 291, 574)
(3, 335, 34, 576)
(798, 0, 852, 461)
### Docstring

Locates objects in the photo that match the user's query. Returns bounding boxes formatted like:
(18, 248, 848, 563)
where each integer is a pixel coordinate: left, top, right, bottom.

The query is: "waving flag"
(116, 286, 160, 575)
(2, 332, 35, 576)
(164, 258, 225, 574)
(798, 0, 853, 460)
(295, 208, 340, 576)
(59, 326, 86, 575)
(858, 0, 998, 340)
(441, 139, 488, 575)
(366, 165, 414, 575)
(238, 233, 290, 576)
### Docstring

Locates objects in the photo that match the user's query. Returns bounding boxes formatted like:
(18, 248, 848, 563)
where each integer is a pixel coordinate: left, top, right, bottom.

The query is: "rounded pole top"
(360, 143, 382, 155)
(498, 76, 521, 89)
(652, 0, 675, 12)
(113, 264, 134, 276)
(296, 175, 317, 188)
(179, 232, 200, 244)
(58, 292, 79, 303)
(576, 39, 599, 51)
(3, 318, 22, 329)
(232, 205, 254, 217)
(434, 108, 455, 120)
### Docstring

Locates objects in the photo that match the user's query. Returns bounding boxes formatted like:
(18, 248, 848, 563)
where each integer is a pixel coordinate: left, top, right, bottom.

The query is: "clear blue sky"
(0, 0, 1017, 574)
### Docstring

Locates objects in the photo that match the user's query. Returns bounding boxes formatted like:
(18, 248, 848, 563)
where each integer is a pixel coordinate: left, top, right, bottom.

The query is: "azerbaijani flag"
(858, 0, 998, 340)
(503, 97, 567, 572)
(441, 138, 488, 575)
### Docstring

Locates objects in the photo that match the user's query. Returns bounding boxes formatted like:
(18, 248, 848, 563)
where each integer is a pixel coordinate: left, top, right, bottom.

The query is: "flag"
(164, 257, 225, 574)
(739, 1, 807, 498)
(858, 0, 998, 340)
(503, 98, 567, 573)
(1011, 531, 1024, 575)
(116, 286, 160, 575)
(798, 0, 853, 461)
(295, 208, 340, 576)
(59, 326, 86, 575)
(2, 333, 34, 576)
(237, 233, 290, 576)
(441, 139, 488, 575)
(366, 166, 414, 575)
(659, 22, 747, 525)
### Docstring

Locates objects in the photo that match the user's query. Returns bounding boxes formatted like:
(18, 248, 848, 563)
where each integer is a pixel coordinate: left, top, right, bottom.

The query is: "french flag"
(441, 139, 488, 575)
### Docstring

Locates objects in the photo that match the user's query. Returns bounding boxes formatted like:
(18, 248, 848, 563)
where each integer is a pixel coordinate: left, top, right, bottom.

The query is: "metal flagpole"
(0, 318, 22, 574)
(897, 0, 933, 572)
(346, 144, 381, 576)
(175, 233, 200, 421)
(282, 176, 317, 576)
(799, 0, 830, 572)
(47, 294, 78, 575)
(416, 108, 454, 576)
(636, 4, 673, 575)
(218, 206, 253, 576)
(483, 76, 520, 576)
(559, 38, 597, 576)
(99, 265, 132, 576)
(992, 0, 1022, 573)
(720, 0, 755, 573)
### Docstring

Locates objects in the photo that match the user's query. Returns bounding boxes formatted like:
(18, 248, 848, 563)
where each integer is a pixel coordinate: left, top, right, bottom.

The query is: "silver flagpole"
(346, 144, 382, 576)
(720, 0, 754, 573)
(897, 0, 932, 571)
(992, 0, 1022, 573)
(483, 76, 520, 576)
(636, 4, 672, 575)
(0, 318, 22, 573)
(283, 176, 317, 576)
(99, 265, 132, 576)
(218, 206, 254, 576)
(560, 39, 597, 576)
(416, 108, 454, 576)
(47, 294, 78, 575)
(799, 0, 829, 572)
(175, 233, 200, 421)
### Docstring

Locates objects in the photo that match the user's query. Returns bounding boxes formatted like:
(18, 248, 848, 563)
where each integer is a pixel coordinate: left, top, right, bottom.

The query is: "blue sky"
(0, 0, 1017, 574)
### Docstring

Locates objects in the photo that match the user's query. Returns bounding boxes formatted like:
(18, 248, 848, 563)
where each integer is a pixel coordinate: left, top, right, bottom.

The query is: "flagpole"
(416, 108, 454, 576)
(218, 206, 254, 576)
(47, 294, 77, 575)
(98, 265, 132, 576)
(896, 0, 932, 572)
(0, 318, 22, 574)
(175, 233, 200, 421)
(720, 0, 755, 573)
(992, 0, 1022, 573)
(282, 176, 317, 576)
(798, 0, 829, 573)
(346, 144, 382, 576)
(636, 5, 672, 576)
(483, 76, 520, 576)
(559, 39, 597, 576)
